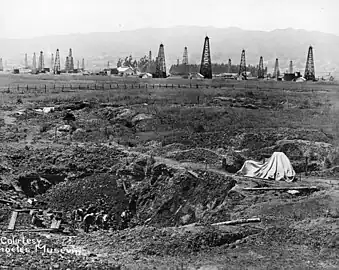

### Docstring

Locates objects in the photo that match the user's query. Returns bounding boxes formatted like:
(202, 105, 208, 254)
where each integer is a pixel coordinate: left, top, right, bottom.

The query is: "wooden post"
(27, 85, 29, 91)
(305, 157, 309, 176)
(79, 84, 81, 90)
(102, 84, 104, 90)
(45, 85, 47, 93)
(62, 85, 64, 92)
(54, 126, 57, 141)
(70, 84, 72, 90)
(17, 85, 19, 91)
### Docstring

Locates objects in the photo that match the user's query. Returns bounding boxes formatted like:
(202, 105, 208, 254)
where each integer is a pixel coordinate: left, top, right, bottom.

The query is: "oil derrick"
(51, 54, 54, 70)
(65, 48, 74, 72)
(147, 50, 152, 73)
(199, 36, 212, 79)
(38, 51, 44, 72)
(177, 59, 179, 66)
(155, 44, 166, 78)
(0, 58, 3, 71)
(24, 54, 28, 69)
(258, 56, 264, 78)
(238, 50, 246, 78)
(69, 48, 74, 71)
(304, 46, 315, 80)
(273, 58, 280, 78)
(228, 59, 232, 73)
(182, 47, 188, 65)
(77, 60, 80, 70)
(182, 47, 189, 75)
(289, 61, 293, 73)
(54, 49, 61, 74)
(32, 53, 37, 72)
(65, 56, 69, 71)
(81, 58, 85, 71)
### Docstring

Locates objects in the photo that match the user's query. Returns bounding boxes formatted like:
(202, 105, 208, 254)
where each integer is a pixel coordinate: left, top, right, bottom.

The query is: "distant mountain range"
(0, 26, 338, 75)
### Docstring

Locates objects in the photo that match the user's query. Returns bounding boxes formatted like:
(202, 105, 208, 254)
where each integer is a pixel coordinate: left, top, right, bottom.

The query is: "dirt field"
(0, 74, 338, 269)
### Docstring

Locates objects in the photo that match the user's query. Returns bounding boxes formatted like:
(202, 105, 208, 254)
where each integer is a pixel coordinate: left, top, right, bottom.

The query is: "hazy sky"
(0, 0, 338, 38)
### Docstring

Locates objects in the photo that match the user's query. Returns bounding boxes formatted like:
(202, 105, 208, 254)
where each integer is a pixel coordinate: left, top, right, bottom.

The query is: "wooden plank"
(8, 211, 18, 230)
(242, 186, 319, 191)
(4, 229, 55, 233)
(211, 218, 261, 226)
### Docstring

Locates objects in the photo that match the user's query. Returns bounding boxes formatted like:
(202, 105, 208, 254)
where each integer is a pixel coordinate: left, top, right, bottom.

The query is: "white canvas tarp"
(236, 152, 296, 182)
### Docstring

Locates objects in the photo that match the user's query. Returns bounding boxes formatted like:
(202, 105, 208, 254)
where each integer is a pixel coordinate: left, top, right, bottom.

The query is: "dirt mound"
(165, 148, 222, 166)
(2, 144, 127, 196)
(135, 166, 237, 227)
(40, 174, 127, 214)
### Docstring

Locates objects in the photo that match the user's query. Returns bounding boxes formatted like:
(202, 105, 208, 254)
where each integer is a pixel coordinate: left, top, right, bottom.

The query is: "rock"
(222, 150, 247, 173)
(131, 113, 153, 125)
(58, 125, 72, 132)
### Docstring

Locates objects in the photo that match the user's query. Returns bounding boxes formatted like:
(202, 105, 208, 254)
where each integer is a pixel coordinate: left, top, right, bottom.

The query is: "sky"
(0, 0, 338, 39)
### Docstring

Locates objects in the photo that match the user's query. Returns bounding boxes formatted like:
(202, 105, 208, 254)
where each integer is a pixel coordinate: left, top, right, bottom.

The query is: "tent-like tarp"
(236, 152, 295, 182)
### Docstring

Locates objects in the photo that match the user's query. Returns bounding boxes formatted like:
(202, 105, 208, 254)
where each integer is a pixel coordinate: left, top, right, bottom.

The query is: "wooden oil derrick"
(304, 45, 315, 81)
(24, 53, 28, 69)
(50, 53, 54, 70)
(0, 58, 3, 71)
(155, 44, 166, 78)
(182, 47, 188, 65)
(228, 59, 232, 73)
(182, 46, 189, 75)
(258, 56, 264, 78)
(81, 58, 85, 71)
(238, 50, 247, 78)
(289, 60, 293, 74)
(199, 36, 212, 79)
(273, 58, 280, 78)
(32, 53, 37, 72)
(38, 51, 44, 72)
(54, 49, 61, 74)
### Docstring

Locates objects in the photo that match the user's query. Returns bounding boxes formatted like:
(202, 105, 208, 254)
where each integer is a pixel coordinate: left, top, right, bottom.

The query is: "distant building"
(117, 67, 134, 76)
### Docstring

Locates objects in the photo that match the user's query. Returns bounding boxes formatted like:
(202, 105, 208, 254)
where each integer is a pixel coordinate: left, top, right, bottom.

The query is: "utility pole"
(199, 36, 212, 79)
(304, 45, 315, 81)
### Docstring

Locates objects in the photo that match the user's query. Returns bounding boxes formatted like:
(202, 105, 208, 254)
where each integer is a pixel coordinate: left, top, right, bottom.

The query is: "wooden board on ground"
(8, 211, 18, 230)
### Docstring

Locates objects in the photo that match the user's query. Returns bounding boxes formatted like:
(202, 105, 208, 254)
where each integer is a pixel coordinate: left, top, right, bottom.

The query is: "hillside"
(0, 26, 338, 74)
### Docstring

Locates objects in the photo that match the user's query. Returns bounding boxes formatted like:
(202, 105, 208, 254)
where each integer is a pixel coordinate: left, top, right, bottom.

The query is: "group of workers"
(30, 194, 138, 233)
(71, 199, 136, 233)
